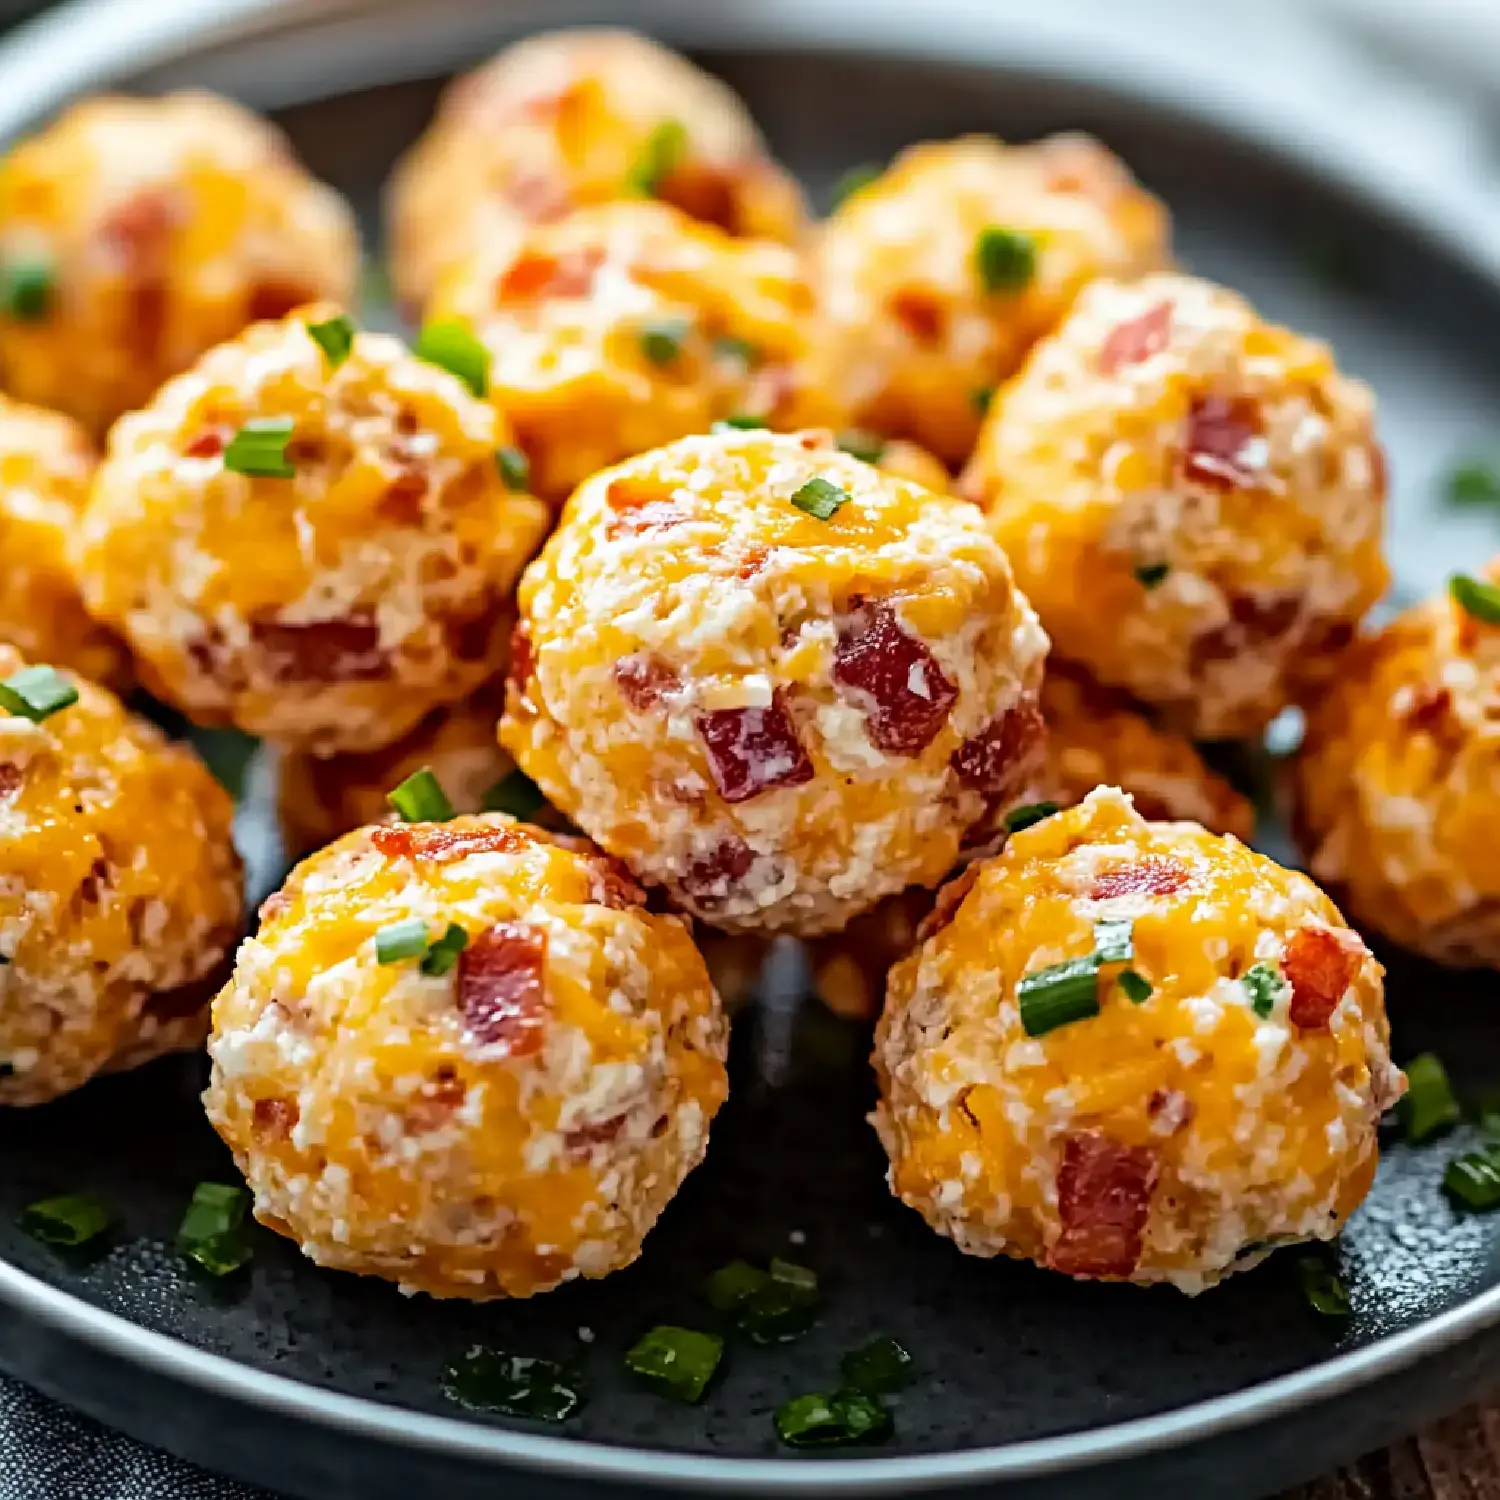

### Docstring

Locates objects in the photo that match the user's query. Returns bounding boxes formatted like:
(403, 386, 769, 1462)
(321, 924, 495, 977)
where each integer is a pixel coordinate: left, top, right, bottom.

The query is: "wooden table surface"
(1289, 1407, 1500, 1499)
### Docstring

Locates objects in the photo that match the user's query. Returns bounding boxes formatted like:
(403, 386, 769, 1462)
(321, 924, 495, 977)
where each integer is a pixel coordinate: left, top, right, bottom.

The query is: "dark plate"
(2, 5, 1500, 1499)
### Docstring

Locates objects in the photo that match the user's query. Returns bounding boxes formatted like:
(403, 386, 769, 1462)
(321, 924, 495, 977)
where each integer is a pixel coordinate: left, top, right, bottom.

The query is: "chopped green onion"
(970, 385, 995, 417)
(1295, 1254, 1351, 1319)
(306, 313, 355, 368)
(775, 1389, 892, 1447)
(712, 415, 767, 433)
(1446, 460, 1500, 507)
(1450, 573, 1500, 626)
(712, 335, 758, 368)
(1135, 562, 1170, 589)
(790, 476, 849, 521)
(0, 255, 53, 321)
(495, 445, 530, 492)
(738, 1262, 819, 1345)
(1118, 969, 1153, 1005)
(1241, 963, 1288, 1020)
(482, 768, 546, 820)
(769, 1257, 818, 1295)
(443, 1348, 585, 1422)
(1400, 1052, 1462, 1144)
(836, 428, 886, 465)
(974, 226, 1037, 294)
(421, 922, 469, 978)
(1093, 918, 1134, 967)
(627, 119, 689, 197)
(386, 767, 455, 823)
(1445, 1148, 1500, 1211)
(376, 918, 430, 965)
(177, 1182, 252, 1277)
(1018, 955, 1101, 1037)
(839, 1336, 914, 1394)
(832, 163, 882, 208)
(1004, 801, 1060, 834)
(415, 318, 488, 397)
(638, 316, 693, 366)
(223, 417, 296, 479)
(0, 665, 77, 724)
(702, 1258, 770, 1313)
(20, 1194, 113, 1249)
(624, 1325, 724, 1402)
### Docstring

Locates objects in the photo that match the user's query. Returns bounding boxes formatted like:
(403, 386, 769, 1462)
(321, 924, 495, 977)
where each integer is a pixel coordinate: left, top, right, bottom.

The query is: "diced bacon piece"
(1191, 592, 1301, 668)
(564, 1113, 630, 1156)
(890, 287, 944, 345)
(458, 922, 550, 1055)
(0, 763, 20, 800)
(1091, 855, 1189, 900)
(951, 696, 1045, 796)
(589, 855, 646, 910)
(605, 475, 691, 535)
(915, 865, 978, 943)
(252, 1097, 297, 1141)
(497, 245, 604, 302)
(1051, 1131, 1157, 1278)
(1403, 684, 1451, 734)
(680, 837, 756, 906)
(833, 603, 957, 756)
(507, 621, 535, 691)
(184, 428, 228, 459)
(247, 280, 314, 323)
(696, 694, 813, 803)
(657, 162, 739, 235)
(613, 653, 680, 710)
(379, 470, 428, 524)
(1181, 395, 1266, 490)
(371, 822, 528, 862)
(1099, 300, 1173, 374)
(250, 614, 389, 683)
(1284, 926, 1363, 1030)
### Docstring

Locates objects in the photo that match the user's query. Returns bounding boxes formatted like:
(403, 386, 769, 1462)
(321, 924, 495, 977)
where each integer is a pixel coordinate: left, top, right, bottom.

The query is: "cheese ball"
(0, 92, 358, 436)
(501, 429, 1048, 936)
(388, 28, 807, 312)
(810, 663, 1255, 1021)
(0, 394, 130, 690)
(1294, 567, 1500, 968)
(874, 787, 1403, 1293)
(75, 309, 550, 756)
(813, 135, 1171, 467)
(428, 200, 841, 504)
(0, 645, 242, 1105)
(968, 274, 1389, 739)
(205, 813, 728, 1299)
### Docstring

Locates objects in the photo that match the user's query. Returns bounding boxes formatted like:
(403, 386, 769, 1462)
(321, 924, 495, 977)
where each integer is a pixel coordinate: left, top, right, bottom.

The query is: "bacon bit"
(458, 922, 550, 1055)
(951, 697, 1046, 797)
(915, 865, 977, 943)
(1403, 684, 1452, 734)
(250, 614, 390, 683)
(1099, 301, 1173, 374)
(1051, 1132, 1158, 1278)
(589, 855, 646, 910)
(731, 543, 769, 579)
(371, 821, 528, 863)
(508, 620, 535, 692)
(0, 763, 20, 801)
(247, 280, 313, 323)
(657, 162, 738, 234)
(379, 470, 428, 524)
(833, 602, 958, 756)
(184, 428, 228, 459)
(1181, 395, 1266, 490)
(611, 499, 689, 535)
(496, 245, 604, 302)
(1191, 592, 1302, 667)
(1284, 926, 1363, 1031)
(407, 1067, 466, 1133)
(564, 1113, 630, 1156)
(1091, 855, 1190, 900)
(99, 188, 177, 360)
(1147, 1089, 1196, 1136)
(696, 694, 814, 803)
(613, 653, 680, 710)
(252, 1097, 297, 1141)
(681, 837, 756, 906)
(890, 287, 944, 346)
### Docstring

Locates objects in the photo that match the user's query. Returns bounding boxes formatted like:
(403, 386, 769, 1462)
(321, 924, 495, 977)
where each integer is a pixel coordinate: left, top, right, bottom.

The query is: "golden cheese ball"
(501, 428, 1048, 937)
(0, 645, 241, 1105)
(874, 787, 1402, 1293)
(427, 200, 842, 505)
(387, 28, 807, 312)
(0, 92, 359, 437)
(1295, 566, 1500, 968)
(0, 394, 130, 690)
(205, 813, 728, 1299)
(813, 135, 1171, 467)
(75, 309, 550, 756)
(968, 274, 1389, 740)
(810, 663, 1255, 1022)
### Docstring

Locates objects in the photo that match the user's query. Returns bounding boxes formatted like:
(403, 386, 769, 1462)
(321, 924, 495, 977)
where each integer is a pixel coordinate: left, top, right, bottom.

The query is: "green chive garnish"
(703, 1258, 770, 1313)
(790, 476, 849, 521)
(421, 922, 469, 977)
(1295, 1254, 1351, 1319)
(415, 319, 488, 397)
(1004, 801, 1060, 833)
(177, 1182, 252, 1277)
(974, 226, 1037, 294)
(1446, 461, 1500, 507)
(482, 768, 547, 819)
(627, 119, 688, 197)
(769, 1257, 818, 1295)
(386, 767, 455, 823)
(1135, 562, 1170, 589)
(832, 163, 882, 208)
(20, 1194, 113, 1249)
(1400, 1052, 1462, 1144)
(1445, 1148, 1500, 1211)
(1241, 963, 1288, 1020)
(376, 918, 430, 965)
(1092, 918, 1134, 967)
(0, 665, 77, 724)
(1450, 573, 1500, 626)
(1118, 969, 1153, 1004)
(840, 1336, 914, 1394)
(712, 335, 758, 369)
(1018, 955, 1101, 1037)
(836, 429, 886, 464)
(493, 444, 530, 492)
(442, 1348, 585, 1422)
(711, 415, 767, 433)
(223, 417, 295, 479)
(0, 255, 53, 320)
(775, 1389, 892, 1448)
(306, 313, 355, 368)
(970, 385, 995, 417)
(638, 316, 693, 367)
(624, 1325, 724, 1402)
